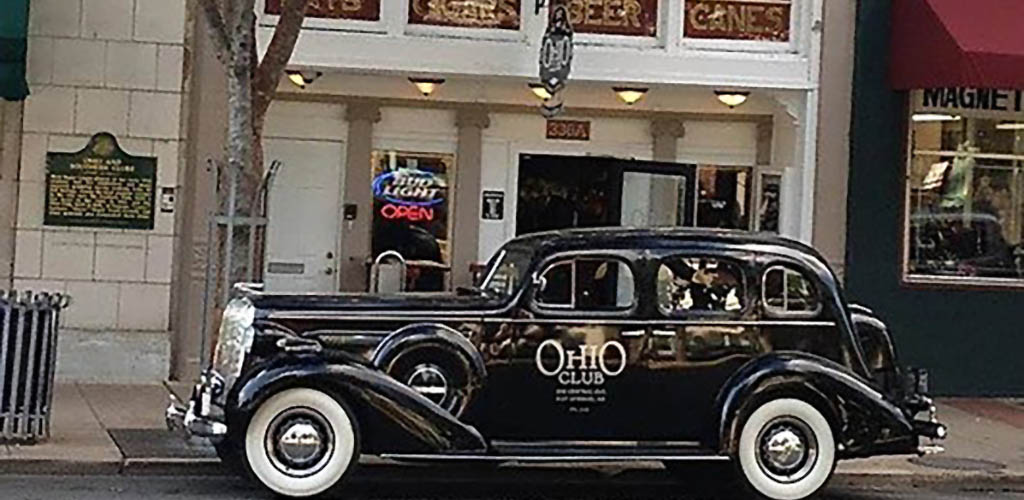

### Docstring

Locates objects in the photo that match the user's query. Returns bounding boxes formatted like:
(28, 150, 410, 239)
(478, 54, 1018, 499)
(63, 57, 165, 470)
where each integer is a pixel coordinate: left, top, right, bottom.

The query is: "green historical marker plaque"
(44, 132, 157, 230)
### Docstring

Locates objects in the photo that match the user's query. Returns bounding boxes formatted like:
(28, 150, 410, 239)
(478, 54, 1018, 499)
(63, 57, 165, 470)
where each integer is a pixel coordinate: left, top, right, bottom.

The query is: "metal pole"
(20, 298, 39, 438)
(0, 292, 11, 438)
(223, 165, 238, 305)
(38, 301, 54, 440)
(200, 160, 218, 370)
(6, 293, 27, 439)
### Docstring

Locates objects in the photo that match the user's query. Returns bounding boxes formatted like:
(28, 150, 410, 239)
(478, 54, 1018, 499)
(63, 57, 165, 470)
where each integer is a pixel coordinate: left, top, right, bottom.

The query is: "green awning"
(0, 0, 30, 101)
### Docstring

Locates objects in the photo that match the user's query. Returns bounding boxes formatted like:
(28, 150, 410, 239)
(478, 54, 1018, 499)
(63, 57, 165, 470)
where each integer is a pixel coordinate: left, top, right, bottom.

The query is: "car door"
(643, 251, 762, 444)
(465, 252, 655, 443)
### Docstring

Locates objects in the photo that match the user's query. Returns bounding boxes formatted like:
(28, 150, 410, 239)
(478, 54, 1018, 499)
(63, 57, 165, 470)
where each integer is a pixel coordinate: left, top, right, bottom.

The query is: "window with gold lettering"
(265, 0, 381, 21)
(683, 0, 791, 42)
(407, 0, 522, 30)
(560, 0, 659, 37)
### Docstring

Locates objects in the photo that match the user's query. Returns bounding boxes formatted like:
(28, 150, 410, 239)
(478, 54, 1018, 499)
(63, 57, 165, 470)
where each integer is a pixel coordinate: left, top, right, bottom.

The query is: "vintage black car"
(168, 228, 946, 500)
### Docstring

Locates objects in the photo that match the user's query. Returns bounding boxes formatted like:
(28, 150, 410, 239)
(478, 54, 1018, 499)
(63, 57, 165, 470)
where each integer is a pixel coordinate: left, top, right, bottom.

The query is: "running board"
(379, 453, 731, 463)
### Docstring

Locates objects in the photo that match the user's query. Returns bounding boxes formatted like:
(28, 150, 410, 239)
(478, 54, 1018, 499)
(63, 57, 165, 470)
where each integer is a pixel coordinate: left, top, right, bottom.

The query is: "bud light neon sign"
(372, 169, 446, 207)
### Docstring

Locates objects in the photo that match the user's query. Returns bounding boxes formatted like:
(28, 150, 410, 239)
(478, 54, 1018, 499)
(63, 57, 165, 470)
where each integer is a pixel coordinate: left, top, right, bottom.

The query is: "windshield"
(480, 244, 534, 299)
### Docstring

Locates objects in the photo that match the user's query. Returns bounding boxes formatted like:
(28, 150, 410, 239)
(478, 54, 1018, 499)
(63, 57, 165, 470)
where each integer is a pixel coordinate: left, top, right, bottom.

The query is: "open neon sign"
(380, 204, 435, 221)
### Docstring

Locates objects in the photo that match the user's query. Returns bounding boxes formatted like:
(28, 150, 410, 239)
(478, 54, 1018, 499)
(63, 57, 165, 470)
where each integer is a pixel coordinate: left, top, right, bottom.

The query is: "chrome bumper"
(165, 372, 228, 442)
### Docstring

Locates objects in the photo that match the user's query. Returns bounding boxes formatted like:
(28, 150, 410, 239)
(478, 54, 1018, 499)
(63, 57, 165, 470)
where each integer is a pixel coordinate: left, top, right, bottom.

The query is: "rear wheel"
(242, 388, 359, 498)
(734, 398, 836, 500)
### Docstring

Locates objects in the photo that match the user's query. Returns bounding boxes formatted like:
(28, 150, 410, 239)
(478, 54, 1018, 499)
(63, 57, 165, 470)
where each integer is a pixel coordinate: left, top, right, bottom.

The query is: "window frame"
(654, 253, 750, 318)
(760, 263, 823, 319)
(900, 99, 1024, 290)
(530, 253, 638, 314)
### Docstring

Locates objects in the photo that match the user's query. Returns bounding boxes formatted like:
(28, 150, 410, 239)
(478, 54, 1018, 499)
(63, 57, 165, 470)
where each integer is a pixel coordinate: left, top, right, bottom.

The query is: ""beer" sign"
(562, 0, 658, 37)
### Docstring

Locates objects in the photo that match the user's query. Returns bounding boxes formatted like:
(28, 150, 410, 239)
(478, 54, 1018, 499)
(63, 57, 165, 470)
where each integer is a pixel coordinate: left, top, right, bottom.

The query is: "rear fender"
(715, 353, 916, 458)
(229, 356, 487, 455)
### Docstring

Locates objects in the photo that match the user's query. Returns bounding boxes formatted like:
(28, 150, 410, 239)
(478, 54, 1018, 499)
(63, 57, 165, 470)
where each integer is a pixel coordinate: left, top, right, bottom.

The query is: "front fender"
(715, 352, 916, 458)
(372, 323, 487, 385)
(229, 355, 487, 454)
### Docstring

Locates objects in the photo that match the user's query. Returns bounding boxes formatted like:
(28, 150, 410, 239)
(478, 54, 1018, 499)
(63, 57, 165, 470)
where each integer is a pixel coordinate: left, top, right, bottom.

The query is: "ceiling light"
(286, 70, 321, 89)
(995, 121, 1024, 130)
(613, 87, 648, 105)
(529, 83, 552, 101)
(912, 113, 961, 122)
(715, 90, 750, 108)
(409, 77, 445, 97)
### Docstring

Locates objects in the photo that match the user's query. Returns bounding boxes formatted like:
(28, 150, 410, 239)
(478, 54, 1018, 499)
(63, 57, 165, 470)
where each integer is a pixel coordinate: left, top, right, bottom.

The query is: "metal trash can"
(0, 290, 70, 442)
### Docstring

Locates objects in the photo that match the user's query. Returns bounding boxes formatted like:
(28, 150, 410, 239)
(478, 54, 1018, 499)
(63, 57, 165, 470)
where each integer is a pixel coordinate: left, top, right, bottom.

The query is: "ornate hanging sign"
(539, 0, 574, 94)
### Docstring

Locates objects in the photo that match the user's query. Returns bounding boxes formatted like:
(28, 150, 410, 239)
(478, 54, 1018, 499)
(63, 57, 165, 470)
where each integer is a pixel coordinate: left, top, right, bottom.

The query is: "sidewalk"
(2, 384, 1023, 485)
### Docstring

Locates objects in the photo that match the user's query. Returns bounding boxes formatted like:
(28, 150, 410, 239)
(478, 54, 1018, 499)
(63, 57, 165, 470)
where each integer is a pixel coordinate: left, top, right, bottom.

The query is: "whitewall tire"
(735, 398, 836, 500)
(244, 388, 358, 498)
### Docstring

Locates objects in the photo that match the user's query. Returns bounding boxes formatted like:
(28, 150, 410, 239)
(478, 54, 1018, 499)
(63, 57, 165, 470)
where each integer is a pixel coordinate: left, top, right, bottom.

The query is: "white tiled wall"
(14, 0, 186, 382)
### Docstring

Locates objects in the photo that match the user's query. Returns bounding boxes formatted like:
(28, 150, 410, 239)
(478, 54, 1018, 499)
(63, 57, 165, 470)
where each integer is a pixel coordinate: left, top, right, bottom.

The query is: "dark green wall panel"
(847, 0, 1024, 395)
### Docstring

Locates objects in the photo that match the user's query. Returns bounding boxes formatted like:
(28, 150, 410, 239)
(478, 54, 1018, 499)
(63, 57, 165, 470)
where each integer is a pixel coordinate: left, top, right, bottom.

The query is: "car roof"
(507, 227, 823, 258)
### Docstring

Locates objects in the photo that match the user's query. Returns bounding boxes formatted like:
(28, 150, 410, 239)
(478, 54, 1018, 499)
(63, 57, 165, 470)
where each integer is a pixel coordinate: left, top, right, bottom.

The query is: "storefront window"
(371, 150, 453, 291)
(696, 165, 752, 229)
(906, 112, 1024, 285)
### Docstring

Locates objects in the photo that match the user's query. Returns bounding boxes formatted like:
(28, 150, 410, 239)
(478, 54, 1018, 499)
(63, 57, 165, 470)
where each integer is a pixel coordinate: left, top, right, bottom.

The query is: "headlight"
(212, 297, 256, 387)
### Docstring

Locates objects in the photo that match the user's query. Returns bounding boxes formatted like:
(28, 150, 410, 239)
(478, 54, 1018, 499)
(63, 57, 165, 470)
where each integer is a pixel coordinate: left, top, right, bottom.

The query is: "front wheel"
(242, 388, 359, 498)
(735, 398, 836, 500)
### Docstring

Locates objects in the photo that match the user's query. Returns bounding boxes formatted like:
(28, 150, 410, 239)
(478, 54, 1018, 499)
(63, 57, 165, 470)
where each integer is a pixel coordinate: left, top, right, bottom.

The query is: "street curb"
(3, 458, 1024, 489)
(0, 459, 122, 476)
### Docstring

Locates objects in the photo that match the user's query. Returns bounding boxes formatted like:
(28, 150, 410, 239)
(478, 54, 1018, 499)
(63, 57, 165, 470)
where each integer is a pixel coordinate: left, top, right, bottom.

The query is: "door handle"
(324, 268, 334, 276)
(652, 329, 676, 337)
(621, 329, 646, 337)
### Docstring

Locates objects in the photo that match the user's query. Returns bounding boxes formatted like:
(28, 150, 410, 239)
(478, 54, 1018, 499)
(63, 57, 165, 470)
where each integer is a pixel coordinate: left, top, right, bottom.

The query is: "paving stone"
(78, 384, 169, 430)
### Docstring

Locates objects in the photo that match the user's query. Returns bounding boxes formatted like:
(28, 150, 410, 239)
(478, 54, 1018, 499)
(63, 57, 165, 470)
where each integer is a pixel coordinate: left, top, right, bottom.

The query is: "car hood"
(248, 291, 507, 313)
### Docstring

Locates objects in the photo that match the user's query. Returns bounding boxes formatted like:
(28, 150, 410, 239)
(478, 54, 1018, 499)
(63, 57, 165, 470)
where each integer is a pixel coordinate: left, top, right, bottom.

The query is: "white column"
(772, 90, 819, 244)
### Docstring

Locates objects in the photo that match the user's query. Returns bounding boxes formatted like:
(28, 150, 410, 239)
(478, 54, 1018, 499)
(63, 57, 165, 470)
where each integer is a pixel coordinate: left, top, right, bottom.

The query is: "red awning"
(890, 0, 1024, 89)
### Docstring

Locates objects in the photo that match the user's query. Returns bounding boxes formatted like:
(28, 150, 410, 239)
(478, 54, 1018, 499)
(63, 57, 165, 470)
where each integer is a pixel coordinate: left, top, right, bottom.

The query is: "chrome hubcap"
(764, 428, 805, 470)
(407, 364, 448, 405)
(278, 422, 322, 465)
(265, 408, 334, 478)
(755, 417, 818, 484)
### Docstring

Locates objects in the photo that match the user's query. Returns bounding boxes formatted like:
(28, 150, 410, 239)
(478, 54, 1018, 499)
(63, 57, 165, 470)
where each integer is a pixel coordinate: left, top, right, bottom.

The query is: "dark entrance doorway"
(516, 154, 697, 235)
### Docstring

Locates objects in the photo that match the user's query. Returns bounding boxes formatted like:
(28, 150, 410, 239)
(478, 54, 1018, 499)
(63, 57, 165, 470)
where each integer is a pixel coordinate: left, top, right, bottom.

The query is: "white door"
(264, 139, 345, 292)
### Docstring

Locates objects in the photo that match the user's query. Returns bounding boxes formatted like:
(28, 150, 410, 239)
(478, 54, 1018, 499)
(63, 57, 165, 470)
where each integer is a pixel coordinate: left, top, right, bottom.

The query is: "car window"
(763, 265, 821, 316)
(537, 262, 572, 306)
(536, 258, 635, 311)
(657, 257, 745, 315)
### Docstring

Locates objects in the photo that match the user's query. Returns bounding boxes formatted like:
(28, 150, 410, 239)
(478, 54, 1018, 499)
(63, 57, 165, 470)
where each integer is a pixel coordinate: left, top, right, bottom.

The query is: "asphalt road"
(0, 474, 1021, 500)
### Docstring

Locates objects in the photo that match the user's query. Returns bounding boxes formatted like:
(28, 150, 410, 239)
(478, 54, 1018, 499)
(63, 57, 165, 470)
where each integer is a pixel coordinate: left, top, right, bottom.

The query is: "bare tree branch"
(252, 0, 309, 120)
(197, 0, 234, 66)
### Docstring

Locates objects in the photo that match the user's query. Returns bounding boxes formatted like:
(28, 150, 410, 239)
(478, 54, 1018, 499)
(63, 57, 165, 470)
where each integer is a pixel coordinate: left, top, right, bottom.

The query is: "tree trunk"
(197, 0, 310, 305)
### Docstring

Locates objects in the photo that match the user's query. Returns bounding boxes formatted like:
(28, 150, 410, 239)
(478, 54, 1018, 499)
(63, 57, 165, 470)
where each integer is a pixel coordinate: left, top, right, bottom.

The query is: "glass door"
(620, 161, 698, 228)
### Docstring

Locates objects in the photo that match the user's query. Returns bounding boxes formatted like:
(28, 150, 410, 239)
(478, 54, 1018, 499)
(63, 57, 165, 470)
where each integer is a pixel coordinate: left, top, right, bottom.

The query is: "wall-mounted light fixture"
(529, 83, 553, 101)
(286, 70, 322, 89)
(996, 121, 1024, 130)
(715, 90, 750, 108)
(912, 113, 961, 122)
(409, 77, 445, 97)
(613, 87, 648, 105)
